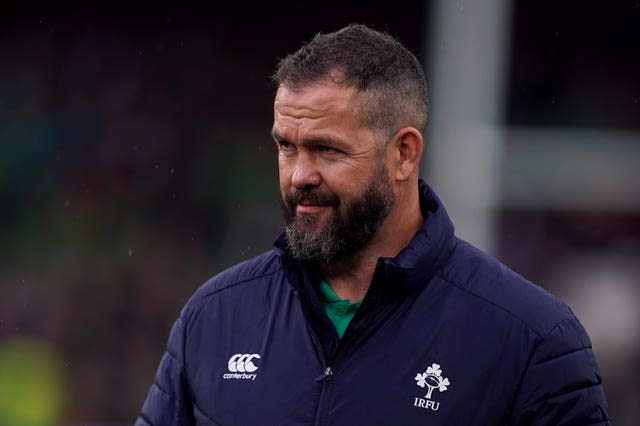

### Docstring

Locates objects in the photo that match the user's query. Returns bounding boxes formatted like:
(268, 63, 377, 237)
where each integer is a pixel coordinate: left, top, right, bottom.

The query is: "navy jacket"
(136, 183, 610, 425)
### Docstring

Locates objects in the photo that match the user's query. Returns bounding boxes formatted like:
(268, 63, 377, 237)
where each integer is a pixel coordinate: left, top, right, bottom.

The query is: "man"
(137, 24, 610, 425)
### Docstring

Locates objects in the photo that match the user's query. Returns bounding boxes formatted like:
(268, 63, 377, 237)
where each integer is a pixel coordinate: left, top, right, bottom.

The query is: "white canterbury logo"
(223, 353, 261, 381)
(228, 353, 260, 372)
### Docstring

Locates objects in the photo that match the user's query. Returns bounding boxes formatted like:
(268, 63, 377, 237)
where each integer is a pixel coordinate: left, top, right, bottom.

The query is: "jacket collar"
(274, 179, 456, 301)
(376, 179, 457, 300)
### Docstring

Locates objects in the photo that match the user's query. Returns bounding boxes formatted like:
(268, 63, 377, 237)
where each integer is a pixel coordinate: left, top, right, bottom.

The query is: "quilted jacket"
(136, 182, 610, 425)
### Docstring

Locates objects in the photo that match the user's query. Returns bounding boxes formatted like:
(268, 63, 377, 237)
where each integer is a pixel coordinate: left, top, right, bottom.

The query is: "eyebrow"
(271, 129, 286, 141)
(271, 129, 349, 150)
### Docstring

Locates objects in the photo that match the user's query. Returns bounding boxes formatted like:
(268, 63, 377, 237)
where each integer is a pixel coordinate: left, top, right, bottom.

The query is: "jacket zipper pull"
(314, 366, 334, 382)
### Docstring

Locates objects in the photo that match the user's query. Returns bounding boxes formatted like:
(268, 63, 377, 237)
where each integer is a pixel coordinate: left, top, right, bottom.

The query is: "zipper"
(300, 307, 334, 426)
(305, 263, 386, 426)
(315, 366, 334, 381)
(311, 323, 372, 426)
(313, 366, 334, 426)
(306, 318, 334, 426)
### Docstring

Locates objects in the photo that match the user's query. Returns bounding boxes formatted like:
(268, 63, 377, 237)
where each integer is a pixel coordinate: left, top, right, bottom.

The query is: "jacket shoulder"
(184, 249, 283, 310)
(438, 240, 609, 423)
(439, 239, 575, 338)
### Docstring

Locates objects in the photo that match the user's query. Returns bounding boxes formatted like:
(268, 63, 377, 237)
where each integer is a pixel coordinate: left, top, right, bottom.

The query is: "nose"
(290, 152, 322, 189)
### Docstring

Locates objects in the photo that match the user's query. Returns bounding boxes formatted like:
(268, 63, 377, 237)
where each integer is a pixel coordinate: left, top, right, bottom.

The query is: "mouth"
(296, 203, 332, 215)
(284, 188, 339, 219)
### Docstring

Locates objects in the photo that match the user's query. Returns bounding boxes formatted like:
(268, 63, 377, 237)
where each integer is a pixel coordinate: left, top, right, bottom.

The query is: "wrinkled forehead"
(273, 82, 360, 132)
(271, 81, 377, 146)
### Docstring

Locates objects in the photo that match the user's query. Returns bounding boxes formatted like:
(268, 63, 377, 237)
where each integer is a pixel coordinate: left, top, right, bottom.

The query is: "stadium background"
(1, 1, 638, 424)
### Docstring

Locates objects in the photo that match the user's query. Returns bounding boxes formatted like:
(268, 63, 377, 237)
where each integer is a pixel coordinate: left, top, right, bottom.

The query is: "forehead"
(273, 81, 360, 132)
(272, 82, 383, 153)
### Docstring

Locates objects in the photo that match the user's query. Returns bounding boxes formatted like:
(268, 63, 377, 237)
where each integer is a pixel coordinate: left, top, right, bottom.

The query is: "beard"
(281, 164, 395, 263)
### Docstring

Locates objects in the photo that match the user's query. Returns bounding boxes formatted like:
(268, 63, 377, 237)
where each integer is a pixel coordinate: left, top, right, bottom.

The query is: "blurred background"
(0, 0, 638, 424)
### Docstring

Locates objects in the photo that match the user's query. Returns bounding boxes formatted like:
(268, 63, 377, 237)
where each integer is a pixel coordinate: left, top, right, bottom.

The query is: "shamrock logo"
(415, 363, 451, 399)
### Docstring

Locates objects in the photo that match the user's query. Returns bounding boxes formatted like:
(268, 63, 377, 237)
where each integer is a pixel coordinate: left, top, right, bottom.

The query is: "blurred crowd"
(0, 20, 281, 423)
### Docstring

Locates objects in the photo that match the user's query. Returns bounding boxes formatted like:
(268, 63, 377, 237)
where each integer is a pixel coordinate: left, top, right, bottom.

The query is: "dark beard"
(281, 164, 395, 263)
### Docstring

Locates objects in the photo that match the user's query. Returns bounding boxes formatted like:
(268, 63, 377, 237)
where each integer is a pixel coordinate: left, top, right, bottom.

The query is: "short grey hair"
(272, 24, 429, 142)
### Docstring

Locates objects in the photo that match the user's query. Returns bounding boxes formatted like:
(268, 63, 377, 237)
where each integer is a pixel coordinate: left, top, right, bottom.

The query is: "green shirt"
(317, 277, 362, 338)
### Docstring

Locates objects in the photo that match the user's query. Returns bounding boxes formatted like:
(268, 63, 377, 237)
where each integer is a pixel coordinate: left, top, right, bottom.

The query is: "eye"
(277, 140, 296, 152)
(276, 140, 297, 157)
(318, 145, 339, 154)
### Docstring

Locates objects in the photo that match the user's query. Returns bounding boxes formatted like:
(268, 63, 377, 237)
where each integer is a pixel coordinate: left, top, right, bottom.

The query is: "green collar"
(317, 276, 362, 338)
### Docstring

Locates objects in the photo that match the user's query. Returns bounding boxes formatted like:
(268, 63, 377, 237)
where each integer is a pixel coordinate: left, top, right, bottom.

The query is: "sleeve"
(135, 315, 194, 426)
(509, 317, 611, 426)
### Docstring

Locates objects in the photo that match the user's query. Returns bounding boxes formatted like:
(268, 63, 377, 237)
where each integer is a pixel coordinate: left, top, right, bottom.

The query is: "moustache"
(284, 188, 340, 209)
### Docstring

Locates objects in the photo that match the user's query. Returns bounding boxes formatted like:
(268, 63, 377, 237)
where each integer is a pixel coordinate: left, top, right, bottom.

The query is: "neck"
(317, 188, 423, 302)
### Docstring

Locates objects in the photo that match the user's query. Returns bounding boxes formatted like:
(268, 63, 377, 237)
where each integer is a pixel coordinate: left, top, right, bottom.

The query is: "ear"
(389, 127, 423, 182)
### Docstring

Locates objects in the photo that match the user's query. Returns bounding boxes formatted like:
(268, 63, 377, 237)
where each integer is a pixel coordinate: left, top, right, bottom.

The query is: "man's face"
(272, 80, 396, 262)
